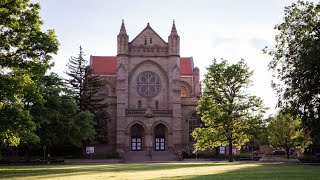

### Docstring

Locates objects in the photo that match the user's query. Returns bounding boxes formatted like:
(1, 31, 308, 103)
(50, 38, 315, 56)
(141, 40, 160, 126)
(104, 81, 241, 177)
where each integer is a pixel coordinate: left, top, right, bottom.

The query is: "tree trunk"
(26, 145, 31, 162)
(286, 149, 290, 159)
(228, 142, 233, 162)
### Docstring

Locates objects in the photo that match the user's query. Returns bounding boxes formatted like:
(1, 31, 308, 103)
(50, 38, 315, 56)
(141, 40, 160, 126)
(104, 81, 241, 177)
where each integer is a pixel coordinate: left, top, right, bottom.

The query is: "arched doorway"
(154, 124, 167, 151)
(130, 124, 144, 151)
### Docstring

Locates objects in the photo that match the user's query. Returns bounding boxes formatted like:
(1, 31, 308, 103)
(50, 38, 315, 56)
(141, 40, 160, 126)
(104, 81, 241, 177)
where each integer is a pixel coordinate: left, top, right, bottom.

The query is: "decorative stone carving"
(126, 109, 173, 117)
(144, 106, 153, 118)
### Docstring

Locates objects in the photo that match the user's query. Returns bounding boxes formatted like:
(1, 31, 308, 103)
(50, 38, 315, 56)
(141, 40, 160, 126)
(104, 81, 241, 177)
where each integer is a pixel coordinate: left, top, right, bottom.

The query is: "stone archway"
(130, 124, 145, 151)
(153, 123, 168, 151)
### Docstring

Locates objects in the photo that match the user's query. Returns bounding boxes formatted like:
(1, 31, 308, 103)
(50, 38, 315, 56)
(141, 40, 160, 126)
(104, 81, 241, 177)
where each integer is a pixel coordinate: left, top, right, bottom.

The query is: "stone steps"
(124, 150, 177, 162)
(124, 151, 151, 163)
(151, 151, 177, 162)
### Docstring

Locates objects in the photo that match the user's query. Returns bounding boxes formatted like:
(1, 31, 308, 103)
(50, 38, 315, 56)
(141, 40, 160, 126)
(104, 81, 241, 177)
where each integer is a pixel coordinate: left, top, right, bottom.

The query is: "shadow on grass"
(156, 163, 320, 180)
(0, 162, 230, 179)
(1, 162, 320, 179)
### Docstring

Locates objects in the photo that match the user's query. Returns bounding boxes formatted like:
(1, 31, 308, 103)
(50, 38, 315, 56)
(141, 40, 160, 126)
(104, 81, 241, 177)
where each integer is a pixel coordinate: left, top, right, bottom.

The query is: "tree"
(31, 73, 96, 150)
(0, 0, 59, 147)
(268, 112, 310, 159)
(264, 1, 320, 147)
(193, 59, 266, 162)
(247, 118, 269, 151)
(65, 46, 108, 143)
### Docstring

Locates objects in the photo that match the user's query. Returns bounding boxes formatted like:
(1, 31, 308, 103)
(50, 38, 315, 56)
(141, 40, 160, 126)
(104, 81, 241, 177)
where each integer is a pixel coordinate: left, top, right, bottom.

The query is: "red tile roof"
(91, 56, 117, 75)
(180, 57, 193, 76)
(90, 56, 193, 76)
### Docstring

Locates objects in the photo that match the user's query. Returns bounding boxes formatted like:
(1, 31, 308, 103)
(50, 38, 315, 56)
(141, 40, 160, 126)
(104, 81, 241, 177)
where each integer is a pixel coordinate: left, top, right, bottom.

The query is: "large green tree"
(31, 73, 96, 149)
(193, 59, 266, 162)
(66, 46, 109, 143)
(0, 0, 59, 147)
(268, 112, 310, 159)
(265, 1, 320, 147)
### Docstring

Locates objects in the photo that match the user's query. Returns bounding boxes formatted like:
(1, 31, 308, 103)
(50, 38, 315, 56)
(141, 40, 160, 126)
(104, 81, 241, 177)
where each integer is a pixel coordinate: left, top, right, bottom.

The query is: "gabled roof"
(130, 23, 167, 46)
(90, 56, 117, 75)
(91, 56, 194, 76)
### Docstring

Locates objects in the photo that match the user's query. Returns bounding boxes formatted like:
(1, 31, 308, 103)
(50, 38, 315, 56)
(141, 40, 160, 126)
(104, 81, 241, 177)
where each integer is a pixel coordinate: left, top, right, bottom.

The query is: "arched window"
(155, 100, 159, 110)
(150, 37, 153, 44)
(181, 86, 187, 97)
(188, 111, 201, 142)
(138, 100, 142, 109)
(144, 37, 147, 45)
(131, 124, 144, 151)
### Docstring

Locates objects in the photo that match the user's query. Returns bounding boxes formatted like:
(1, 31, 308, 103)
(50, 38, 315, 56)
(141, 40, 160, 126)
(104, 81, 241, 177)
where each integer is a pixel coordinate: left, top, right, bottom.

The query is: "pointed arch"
(128, 60, 169, 84)
(125, 120, 149, 134)
(172, 63, 180, 73)
(180, 81, 192, 97)
(117, 62, 126, 72)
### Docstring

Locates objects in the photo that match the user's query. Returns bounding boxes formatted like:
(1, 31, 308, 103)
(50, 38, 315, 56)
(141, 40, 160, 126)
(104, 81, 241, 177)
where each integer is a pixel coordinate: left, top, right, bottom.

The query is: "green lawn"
(0, 162, 319, 179)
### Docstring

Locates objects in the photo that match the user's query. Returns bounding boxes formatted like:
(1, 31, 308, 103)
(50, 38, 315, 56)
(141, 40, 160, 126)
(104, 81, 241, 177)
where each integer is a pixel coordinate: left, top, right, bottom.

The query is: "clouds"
(34, 0, 295, 116)
(196, 34, 278, 115)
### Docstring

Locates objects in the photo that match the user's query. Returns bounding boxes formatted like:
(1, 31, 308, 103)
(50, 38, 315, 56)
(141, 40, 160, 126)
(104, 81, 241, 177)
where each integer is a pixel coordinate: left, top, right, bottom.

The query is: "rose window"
(136, 71, 161, 97)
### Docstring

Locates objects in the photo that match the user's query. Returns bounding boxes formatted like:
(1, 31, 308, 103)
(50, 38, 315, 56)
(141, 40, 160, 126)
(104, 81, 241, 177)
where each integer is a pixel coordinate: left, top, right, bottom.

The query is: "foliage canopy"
(193, 59, 266, 162)
(265, 0, 320, 146)
(0, 0, 59, 146)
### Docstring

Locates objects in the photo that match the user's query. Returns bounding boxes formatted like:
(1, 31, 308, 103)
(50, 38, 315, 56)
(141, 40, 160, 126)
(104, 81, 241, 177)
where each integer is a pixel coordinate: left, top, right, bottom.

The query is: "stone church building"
(89, 21, 201, 161)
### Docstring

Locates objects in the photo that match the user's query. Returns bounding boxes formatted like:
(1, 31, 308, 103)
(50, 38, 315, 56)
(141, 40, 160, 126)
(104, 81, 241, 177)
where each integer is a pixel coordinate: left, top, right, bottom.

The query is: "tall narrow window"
(150, 37, 152, 44)
(144, 37, 147, 45)
(188, 111, 201, 142)
(155, 100, 159, 110)
(138, 100, 142, 109)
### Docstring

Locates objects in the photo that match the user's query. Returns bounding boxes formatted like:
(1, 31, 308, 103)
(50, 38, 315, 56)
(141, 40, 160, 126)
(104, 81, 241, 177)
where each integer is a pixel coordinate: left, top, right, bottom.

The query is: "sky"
(32, 0, 317, 116)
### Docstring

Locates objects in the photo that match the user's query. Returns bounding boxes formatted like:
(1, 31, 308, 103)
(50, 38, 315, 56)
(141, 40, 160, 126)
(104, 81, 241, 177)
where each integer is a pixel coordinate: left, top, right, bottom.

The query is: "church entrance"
(154, 124, 167, 151)
(130, 124, 144, 151)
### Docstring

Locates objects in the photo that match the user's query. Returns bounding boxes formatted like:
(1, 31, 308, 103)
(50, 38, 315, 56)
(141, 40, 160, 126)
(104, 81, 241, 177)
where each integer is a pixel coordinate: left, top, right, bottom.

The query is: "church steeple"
(170, 20, 178, 36)
(119, 19, 127, 35)
(117, 20, 129, 55)
(168, 20, 180, 56)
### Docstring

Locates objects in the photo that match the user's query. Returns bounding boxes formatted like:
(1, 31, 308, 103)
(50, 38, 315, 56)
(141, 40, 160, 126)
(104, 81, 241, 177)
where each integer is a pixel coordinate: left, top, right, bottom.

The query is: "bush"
(298, 155, 320, 163)
(234, 153, 252, 160)
(182, 148, 196, 158)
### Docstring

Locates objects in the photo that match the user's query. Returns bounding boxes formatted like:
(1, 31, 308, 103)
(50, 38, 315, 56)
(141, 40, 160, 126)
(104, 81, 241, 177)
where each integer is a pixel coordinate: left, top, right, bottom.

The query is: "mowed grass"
(0, 162, 319, 180)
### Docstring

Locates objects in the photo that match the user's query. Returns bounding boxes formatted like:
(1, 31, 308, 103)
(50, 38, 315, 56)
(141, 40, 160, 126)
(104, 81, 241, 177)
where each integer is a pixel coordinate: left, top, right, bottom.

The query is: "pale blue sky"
(32, 0, 318, 115)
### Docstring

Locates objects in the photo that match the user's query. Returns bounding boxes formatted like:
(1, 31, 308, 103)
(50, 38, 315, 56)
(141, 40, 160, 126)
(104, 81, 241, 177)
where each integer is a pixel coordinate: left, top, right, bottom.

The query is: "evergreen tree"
(66, 46, 108, 143)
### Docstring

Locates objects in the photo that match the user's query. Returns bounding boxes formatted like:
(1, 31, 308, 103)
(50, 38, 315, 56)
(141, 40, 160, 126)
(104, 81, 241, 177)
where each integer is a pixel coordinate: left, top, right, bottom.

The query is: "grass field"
(0, 162, 319, 179)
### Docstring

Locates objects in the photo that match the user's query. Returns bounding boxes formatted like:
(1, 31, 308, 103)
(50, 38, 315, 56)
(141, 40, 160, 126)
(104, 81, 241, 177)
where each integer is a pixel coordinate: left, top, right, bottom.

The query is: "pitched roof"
(90, 56, 117, 75)
(180, 57, 194, 76)
(90, 56, 193, 76)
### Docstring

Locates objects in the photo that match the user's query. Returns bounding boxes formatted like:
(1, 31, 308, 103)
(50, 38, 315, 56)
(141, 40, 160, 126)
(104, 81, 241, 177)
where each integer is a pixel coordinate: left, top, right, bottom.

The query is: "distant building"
(90, 21, 201, 161)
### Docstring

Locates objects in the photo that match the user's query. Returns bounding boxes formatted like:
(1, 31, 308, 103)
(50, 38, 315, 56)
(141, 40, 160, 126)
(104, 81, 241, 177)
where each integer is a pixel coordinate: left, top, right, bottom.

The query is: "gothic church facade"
(90, 21, 201, 159)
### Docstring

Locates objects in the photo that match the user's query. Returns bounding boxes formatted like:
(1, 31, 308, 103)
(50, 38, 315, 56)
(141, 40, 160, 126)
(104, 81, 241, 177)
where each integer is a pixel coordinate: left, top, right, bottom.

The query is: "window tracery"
(136, 71, 161, 97)
(188, 111, 201, 142)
